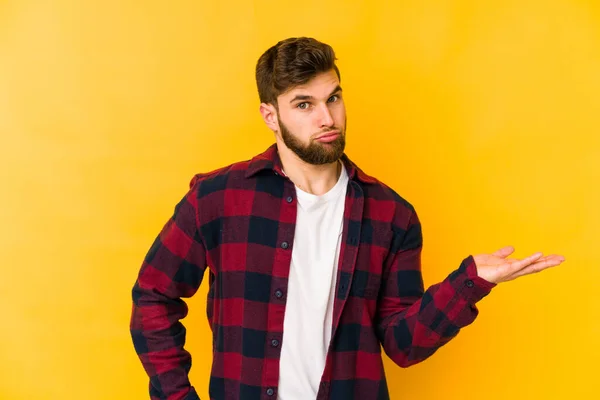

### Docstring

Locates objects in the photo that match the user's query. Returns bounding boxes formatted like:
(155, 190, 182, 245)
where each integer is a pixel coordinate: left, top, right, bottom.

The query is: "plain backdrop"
(1, 1, 598, 399)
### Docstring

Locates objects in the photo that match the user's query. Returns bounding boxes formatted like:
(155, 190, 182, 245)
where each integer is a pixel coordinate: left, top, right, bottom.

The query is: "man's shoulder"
(356, 168, 416, 214)
(187, 157, 255, 195)
(188, 144, 278, 191)
(348, 160, 418, 233)
(188, 159, 248, 185)
(342, 153, 413, 211)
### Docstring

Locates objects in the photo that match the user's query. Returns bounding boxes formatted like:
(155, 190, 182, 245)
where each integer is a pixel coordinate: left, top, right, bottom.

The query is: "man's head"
(256, 37, 346, 165)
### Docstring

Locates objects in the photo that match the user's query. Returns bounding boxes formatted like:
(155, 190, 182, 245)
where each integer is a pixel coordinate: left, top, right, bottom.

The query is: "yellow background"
(1, 0, 598, 399)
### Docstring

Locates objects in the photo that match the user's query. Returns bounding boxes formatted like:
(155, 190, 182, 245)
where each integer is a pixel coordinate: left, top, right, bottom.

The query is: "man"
(130, 37, 565, 400)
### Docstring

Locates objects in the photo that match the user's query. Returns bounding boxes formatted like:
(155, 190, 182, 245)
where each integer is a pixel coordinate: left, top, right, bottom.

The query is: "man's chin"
(305, 149, 344, 165)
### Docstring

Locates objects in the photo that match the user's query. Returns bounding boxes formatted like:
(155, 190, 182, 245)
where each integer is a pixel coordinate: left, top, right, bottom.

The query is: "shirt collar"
(244, 143, 377, 185)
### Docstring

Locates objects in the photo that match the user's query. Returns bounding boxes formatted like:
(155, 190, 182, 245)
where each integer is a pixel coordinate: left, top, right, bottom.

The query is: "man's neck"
(278, 144, 341, 196)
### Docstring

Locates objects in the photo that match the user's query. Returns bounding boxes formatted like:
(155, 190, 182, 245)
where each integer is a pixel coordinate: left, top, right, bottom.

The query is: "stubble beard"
(278, 118, 346, 165)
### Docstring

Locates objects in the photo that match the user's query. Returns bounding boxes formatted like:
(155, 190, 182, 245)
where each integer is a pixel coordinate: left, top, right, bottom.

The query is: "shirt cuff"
(449, 254, 497, 304)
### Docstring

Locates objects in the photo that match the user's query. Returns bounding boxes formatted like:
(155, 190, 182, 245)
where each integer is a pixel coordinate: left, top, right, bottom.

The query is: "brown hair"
(255, 37, 341, 107)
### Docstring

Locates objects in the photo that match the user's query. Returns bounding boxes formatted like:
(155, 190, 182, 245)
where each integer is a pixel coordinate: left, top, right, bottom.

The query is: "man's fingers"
(510, 252, 544, 273)
(506, 255, 566, 280)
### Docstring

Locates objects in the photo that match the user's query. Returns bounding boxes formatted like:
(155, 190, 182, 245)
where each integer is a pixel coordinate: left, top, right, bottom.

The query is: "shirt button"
(271, 339, 280, 347)
(281, 241, 289, 249)
(275, 289, 283, 298)
(266, 388, 275, 396)
(286, 196, 293, 203)
(465, 279, 474, 288)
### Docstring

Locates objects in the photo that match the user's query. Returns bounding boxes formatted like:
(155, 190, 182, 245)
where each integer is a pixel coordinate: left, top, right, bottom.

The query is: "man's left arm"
(375, 207, 496, 367)
(375, 206, 565, 367)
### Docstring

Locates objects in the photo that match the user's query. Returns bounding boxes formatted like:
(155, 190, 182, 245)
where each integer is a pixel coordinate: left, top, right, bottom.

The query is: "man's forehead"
(282, 73, 341, 97)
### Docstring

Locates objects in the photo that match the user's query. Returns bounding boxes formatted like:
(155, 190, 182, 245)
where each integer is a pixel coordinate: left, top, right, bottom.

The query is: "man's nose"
(317, 103, 335, 128)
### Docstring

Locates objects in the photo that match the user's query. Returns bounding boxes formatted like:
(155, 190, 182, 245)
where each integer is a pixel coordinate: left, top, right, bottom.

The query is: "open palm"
(473, 245, 565, 284)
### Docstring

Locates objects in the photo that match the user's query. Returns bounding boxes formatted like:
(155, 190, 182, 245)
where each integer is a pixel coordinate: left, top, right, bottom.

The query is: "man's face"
(274, 69, 346, 165)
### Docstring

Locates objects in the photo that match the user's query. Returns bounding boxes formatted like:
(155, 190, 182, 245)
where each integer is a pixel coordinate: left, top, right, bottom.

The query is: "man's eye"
(328, 95, 339, 102)
(297, 102, 309, 110)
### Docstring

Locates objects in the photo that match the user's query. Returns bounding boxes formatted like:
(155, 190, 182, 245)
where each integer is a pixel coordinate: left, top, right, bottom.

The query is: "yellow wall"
(1, 1, 598, 399)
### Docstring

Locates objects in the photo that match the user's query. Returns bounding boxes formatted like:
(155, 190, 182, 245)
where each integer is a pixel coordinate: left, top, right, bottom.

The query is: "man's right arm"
(130, 181, 207, 400)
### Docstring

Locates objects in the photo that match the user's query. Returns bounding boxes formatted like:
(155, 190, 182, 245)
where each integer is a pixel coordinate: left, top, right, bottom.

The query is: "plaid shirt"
(130, 144, 496, 400)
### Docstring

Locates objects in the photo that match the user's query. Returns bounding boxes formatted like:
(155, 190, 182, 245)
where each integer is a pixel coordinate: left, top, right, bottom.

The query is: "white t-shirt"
(277, 162, 349, 400)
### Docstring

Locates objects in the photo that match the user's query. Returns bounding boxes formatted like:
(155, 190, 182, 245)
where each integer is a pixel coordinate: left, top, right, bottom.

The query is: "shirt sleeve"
(375, 207, 497, 367)
(130, 180, 207, 400)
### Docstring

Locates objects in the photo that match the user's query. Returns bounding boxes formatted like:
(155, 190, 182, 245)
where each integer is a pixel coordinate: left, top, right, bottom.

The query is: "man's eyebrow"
(289, 85, 343, 104)
(329, 85, 343, 97)
(289, 94, 313, 104)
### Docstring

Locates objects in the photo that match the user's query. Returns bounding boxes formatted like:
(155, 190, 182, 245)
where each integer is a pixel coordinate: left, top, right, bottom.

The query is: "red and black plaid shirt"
(130, 144, 496, 400)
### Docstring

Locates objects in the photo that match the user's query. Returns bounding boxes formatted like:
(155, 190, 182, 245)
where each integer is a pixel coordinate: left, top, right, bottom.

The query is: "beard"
(278, 117, 346, 165)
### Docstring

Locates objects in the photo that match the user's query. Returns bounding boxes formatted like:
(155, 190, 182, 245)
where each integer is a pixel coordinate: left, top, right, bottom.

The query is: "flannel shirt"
(130, 143, 496, 400)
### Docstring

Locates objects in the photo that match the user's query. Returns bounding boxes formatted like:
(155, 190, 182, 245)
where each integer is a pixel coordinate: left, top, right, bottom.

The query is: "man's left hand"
(473, 246, 566, 284)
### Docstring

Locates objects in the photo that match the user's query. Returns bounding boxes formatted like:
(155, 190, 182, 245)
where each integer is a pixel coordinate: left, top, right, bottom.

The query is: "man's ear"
(259, 102, 279, 132)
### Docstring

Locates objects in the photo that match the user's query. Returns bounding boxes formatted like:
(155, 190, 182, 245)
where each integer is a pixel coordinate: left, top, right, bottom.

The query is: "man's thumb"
(491, 245, 515, 258)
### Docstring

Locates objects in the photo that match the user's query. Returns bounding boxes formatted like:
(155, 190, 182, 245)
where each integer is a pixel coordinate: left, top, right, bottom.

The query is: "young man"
(130, 37, 565, 400)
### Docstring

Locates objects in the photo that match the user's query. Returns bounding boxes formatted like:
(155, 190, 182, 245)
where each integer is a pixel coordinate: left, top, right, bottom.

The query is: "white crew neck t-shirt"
(277, 162, 349, 400)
